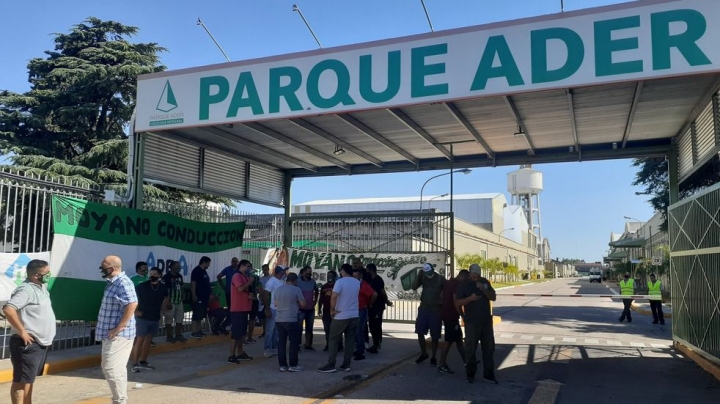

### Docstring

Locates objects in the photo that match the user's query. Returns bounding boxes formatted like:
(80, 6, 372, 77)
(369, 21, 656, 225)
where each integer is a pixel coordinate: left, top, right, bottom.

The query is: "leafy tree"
(632, 157, 720, 231)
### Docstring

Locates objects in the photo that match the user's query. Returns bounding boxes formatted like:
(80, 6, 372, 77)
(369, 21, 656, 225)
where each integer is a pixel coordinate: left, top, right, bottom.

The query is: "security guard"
(647, 273, 665, 325)
(618, 272, 635, 323)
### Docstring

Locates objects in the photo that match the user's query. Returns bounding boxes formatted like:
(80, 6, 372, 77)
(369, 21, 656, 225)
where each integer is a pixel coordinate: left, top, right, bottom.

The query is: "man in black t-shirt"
(130, 268, 169, 372)
(367, 264, 393, 353)
(412, 263, 446, 366)
(162, 261, 186, 343)
(191, 256, 212, 339)
(456, 263, 497, 384)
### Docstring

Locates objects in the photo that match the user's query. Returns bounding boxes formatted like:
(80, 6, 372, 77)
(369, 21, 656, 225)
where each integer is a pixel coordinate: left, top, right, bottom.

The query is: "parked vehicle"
(589, 269, 602, 283)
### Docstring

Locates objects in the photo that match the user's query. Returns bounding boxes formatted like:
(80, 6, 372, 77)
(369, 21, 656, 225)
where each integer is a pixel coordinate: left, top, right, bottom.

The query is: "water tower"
(507, 165, 544, 261)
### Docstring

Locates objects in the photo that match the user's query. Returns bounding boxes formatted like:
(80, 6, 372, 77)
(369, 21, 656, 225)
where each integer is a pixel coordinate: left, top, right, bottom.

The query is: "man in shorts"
(412, 263, 446, 367)
(162, 260, 186, 343)
(130, 268, 169, 372)
(438, 269, 468, 374)
(2, 259, 56, 404)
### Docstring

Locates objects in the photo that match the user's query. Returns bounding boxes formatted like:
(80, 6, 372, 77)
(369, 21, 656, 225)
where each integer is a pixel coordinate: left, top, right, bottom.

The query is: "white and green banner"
(49, 196, 245, 321)
(262, 247, 446, 296)
(0, 252, 52, 301)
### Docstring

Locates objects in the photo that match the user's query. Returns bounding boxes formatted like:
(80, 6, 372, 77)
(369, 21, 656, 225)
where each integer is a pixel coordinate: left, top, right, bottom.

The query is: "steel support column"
(283, 172, 293, 249)
(669, 138, 679, 205)
(131, 133, 146, 210)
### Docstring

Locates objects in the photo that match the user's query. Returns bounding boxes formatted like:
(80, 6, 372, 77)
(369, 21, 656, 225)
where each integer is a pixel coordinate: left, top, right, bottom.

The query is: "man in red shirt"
(318, 271, 337, 352)
(438, 269, 469, 374)
(228, 265, 254, 363)
(353, 269, 377, 361)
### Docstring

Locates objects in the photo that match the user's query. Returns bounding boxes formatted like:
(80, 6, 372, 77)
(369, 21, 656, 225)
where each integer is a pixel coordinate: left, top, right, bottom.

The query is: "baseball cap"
(275, 265, 287, 274)
(469, 263, 481, 274)
(423, 263, 434, 272)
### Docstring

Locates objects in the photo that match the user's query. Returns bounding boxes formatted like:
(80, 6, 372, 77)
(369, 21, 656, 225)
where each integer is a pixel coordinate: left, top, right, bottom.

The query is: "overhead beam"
(289, 118, 384, 168)
(444, 102, 495, 159)
(287, 141, 672, 178)
(199, 126, 318, 172)
(504, 96, 536, 155)
(242, 122, 350, 170)
(337, 113, 419, 166)
(161, 130, 280, 171)
(387, 108, 452, 160)
(621, 81, 644, 148)
(565, 89, 582, 160)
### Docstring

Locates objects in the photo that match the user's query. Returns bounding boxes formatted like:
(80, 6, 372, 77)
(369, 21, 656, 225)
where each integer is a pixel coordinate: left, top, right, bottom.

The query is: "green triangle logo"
(156, 80, 178, 112)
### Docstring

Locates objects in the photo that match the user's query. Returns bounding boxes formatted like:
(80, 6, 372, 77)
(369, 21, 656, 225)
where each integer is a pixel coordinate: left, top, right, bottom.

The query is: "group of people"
(618, 271, 666, 325)
(2, 254, 501, 404)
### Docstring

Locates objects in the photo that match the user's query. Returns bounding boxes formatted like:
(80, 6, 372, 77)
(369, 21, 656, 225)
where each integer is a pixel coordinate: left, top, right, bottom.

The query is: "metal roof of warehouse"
(133, 0, 720, 207)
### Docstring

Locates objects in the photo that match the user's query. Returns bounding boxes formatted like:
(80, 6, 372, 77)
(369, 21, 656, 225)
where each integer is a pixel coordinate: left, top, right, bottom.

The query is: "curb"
(630, 302, 673, 318)
(0, 334, 229, 384)
(674, 341, 720, 382)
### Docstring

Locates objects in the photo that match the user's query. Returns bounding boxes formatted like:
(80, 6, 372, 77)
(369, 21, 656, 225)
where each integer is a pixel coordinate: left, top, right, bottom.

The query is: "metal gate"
(669, 182, 720, 365)
(289, 212, 453, 323)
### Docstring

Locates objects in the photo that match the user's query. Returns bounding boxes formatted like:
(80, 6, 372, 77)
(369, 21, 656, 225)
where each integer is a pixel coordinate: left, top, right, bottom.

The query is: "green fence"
(668, 182, 720, 364)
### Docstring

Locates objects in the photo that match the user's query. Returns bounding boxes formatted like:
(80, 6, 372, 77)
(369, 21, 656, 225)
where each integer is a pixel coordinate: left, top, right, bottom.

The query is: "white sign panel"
(0, 252, 51, 301)
(136, 0, 720, 132)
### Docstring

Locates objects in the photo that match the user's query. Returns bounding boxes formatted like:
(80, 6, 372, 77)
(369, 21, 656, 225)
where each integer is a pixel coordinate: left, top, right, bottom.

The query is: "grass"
(492, 279, 548, 288)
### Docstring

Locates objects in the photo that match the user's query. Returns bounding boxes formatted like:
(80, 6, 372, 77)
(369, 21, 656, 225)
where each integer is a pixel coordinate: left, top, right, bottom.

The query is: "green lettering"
(199, 76, 230, 120)
(471, 35, 525, 91)
(594, 16, 643, 77)
(531, 28, 585, 84)
(226, 72, 264, 117)
(359, 51, 401, 103)
(652, 9, 711, 70)
(307, 59, 356, 109)
(290, 250, 306, 268)
(319, 253, 333, 269)
(269, 66, 304, 113)
(411, 44, 448, 98)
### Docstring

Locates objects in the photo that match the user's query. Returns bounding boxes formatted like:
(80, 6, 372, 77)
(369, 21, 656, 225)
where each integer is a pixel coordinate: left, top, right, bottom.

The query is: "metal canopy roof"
(134, 0, 720, 206)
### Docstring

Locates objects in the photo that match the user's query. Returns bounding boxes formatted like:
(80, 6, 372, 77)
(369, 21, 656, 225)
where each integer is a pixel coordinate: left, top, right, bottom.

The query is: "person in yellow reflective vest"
(618, 272, 635, 323)
(647, 273, 665, 325)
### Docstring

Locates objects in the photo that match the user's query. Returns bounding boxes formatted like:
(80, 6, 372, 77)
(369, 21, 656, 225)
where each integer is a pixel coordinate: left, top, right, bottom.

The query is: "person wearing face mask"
(96, 255, 138, 404)
(296, 266, 319, 351)
(162, 260, 187, 343)
(411, 263, 446, 367)
(130, 268, 169, 373)
(2, 260, 56, 404)
(130, 261, 148, 287)
(618, 272, 636, 323)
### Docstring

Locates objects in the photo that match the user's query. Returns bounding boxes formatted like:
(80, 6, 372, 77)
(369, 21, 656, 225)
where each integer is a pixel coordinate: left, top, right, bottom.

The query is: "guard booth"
(130, 0, 720, 365)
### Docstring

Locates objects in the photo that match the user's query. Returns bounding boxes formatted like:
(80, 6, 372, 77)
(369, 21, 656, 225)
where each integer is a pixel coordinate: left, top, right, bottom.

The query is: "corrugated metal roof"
(297, 193, 503, 206)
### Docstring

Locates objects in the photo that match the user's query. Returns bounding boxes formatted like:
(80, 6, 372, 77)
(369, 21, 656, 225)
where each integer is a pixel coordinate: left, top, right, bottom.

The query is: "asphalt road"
(3, 278, 719, 403)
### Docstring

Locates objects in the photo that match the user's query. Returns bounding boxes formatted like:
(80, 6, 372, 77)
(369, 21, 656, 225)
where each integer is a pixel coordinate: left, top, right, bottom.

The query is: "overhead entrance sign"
(136, 0, 720, 131)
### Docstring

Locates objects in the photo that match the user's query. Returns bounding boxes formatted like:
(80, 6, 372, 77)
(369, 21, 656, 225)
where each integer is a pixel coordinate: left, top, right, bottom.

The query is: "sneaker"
(150, 340, 156, 347)
(304, 345, 316, 351)
(318, 364, 337, 373)
(279, 366, 288, 372)
(354, 354, 366, 361)
(236, 353, 253, 361)
(483, 375, 499, 384)
(138, 361, 155, 370)
(191, 332, 203, 339)
(415, 353, 429, 364)
(246, 339, 256, 344)
(264, 350, 274, 358)
(288, 366, 305, 372)
(430, 358, 437, 367)
(367, 346, 379, 354)
(131, 363, 141, 373)
(339, 364, 351, 372)
(166, 335, 176, 344)
(175, 334, 188, 342)
(228, 356, 239, 364)
(438, 365, 454, 374)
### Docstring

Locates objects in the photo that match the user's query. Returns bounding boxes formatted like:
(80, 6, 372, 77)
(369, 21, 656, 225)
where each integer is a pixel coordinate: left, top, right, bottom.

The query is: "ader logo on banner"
(146, 252, 189, 276)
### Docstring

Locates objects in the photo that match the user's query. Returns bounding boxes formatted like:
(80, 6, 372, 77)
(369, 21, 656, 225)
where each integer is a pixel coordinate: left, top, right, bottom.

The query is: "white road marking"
(651, 343, 668, 348)
(607, 340, 622, 346)
(585, 339, 599, 344)
(520, 335, 535, 340)
(541, 336, 555, 341)
(562, 337, 576, 343)
(630, 342, 646, 347)
(500, 334, 515, 339)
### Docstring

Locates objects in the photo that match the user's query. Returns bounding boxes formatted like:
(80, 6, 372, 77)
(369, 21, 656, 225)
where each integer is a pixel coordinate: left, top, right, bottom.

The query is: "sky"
(0, 0, 656, 262)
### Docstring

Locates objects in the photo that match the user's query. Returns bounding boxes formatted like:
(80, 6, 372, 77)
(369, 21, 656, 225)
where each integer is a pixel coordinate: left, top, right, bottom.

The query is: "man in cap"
(457, 263, 498, 384)
(647, 273, 665, 325)
(411, 263, 446, 366)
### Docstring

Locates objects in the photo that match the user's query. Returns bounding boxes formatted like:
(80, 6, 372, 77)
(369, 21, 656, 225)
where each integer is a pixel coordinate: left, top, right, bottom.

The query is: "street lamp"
(427, 193, 449, 210)
(418, 168, 471, 212)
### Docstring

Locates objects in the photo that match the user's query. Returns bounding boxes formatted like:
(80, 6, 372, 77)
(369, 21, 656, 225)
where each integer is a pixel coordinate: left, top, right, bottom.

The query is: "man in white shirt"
(318, 264, 360, 373)
(263, 266, 286, 357)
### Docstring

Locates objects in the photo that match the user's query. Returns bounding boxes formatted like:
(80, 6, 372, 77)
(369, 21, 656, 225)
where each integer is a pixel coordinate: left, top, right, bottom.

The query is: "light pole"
(427, 193, 448, 210)
(418, 169, 471, 212)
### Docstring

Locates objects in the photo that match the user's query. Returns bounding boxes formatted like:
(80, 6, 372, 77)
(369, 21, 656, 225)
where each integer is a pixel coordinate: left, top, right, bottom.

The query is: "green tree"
(632, 157, 720, 231)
